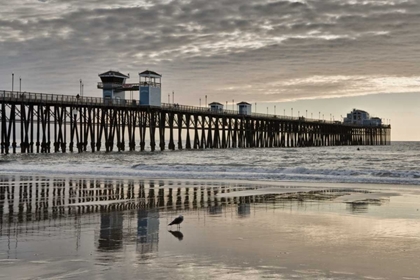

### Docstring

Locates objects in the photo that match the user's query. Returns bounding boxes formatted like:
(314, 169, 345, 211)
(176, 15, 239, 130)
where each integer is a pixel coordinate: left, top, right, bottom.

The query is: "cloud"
(0, 0, 419, 104)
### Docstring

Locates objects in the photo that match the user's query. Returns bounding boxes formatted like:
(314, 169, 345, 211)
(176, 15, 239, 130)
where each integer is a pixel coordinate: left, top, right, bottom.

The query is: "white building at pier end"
(343, 109, 382, 126)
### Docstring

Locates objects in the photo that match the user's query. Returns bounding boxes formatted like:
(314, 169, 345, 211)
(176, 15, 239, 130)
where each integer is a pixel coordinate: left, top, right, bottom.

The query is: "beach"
(1, 175, 420, 279)
(3, 0, 420, 278)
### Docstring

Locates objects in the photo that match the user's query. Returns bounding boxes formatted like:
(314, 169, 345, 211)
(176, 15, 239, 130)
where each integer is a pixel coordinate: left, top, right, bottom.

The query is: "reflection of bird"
(168, 215, 184, 229)
(168, 230, 184, 241)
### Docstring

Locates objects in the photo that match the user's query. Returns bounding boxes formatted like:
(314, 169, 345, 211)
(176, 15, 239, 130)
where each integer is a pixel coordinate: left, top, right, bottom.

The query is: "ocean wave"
(129, 164, 420, 180)
(2, 143, 420, 186)
(2, 162, 420, 186)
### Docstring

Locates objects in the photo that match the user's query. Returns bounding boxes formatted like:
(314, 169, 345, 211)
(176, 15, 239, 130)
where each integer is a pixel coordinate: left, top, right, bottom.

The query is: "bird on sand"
(168, 215, 184, 229)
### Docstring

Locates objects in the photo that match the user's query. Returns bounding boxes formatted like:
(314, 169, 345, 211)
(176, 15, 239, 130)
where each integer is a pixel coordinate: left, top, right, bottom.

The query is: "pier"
(0, 90, 391, 154)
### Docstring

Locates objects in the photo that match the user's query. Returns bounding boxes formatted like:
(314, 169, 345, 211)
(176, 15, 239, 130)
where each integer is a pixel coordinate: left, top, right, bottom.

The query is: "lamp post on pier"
(306, 110, 307, 118)
(172, 91, 174, 104)
(255, 102, 257, 113)
(232, 99, 234, 110)
(205, 95, 207, 106)
(199, 98, 201, 107)
(19, 77, 21, 94)
(274, 105, 276, 115)
(12, 73, 14, 92)
(291, 108, 293, 117)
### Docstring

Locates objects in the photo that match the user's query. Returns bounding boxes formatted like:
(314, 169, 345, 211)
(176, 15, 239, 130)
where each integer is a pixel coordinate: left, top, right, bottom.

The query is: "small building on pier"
(209, 102, 224, 112)
(237, 102, 252, 115)
(367, 117, 382, 126)
(98, 70, 129, 103)
(139, 70, 162, 106)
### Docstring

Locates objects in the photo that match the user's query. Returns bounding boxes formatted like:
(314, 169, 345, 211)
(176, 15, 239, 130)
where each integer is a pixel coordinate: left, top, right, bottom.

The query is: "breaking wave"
(1, 141, 419, 186)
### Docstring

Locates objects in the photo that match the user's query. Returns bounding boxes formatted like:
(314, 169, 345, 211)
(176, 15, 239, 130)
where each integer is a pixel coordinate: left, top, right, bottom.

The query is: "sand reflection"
(1, 175, 420, 279)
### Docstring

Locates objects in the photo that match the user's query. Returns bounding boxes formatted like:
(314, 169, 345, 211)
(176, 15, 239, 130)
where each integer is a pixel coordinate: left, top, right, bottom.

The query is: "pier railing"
(1, 90, 390, 128)
(97, 82, 142, 89)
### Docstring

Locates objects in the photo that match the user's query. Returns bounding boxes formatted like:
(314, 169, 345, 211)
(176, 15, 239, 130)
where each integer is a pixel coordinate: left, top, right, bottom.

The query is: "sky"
(1, 0, 419, 140)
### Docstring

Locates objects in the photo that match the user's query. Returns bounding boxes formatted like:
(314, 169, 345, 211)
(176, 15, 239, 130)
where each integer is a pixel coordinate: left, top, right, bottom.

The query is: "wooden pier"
(0, 90, 391, 154)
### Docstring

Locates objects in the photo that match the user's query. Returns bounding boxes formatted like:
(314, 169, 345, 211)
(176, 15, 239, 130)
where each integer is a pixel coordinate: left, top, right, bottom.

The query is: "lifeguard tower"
(237, 102, 252, 115)
(98, 70, 130, 103)
(139, 70, 162, 106)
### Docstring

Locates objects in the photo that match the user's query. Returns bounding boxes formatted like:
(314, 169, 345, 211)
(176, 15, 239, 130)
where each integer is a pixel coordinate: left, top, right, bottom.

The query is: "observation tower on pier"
(139, 70, 162, 106)
(98, 69, 161, 106)
(98, 70, 142, 104)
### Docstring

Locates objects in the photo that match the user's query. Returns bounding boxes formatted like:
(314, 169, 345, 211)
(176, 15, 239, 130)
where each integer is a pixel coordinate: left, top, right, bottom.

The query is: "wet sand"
(1, 175, 420, 279)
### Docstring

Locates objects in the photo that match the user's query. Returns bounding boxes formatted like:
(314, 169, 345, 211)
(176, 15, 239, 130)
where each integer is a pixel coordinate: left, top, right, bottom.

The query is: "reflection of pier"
(0, 175, 380, 261)
(96, 209, 160, 253)
(137, 209, 159, 255)
(238, 203, 251, 217)
(0, 175, 264, 259)
(0, 175, 260, 225)
(98, 211, 124, 251)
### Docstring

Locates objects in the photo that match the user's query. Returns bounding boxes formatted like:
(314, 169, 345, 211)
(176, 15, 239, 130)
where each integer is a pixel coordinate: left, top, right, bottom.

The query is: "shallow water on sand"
(1, 175, 420, 279)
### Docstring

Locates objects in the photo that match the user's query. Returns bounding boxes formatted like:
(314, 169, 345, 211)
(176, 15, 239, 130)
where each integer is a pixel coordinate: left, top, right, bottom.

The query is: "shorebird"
(168, 215, 184, 229)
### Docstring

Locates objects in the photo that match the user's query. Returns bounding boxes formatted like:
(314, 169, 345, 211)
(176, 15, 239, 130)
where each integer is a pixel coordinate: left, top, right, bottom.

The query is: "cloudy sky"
(1, 0, 420, 140)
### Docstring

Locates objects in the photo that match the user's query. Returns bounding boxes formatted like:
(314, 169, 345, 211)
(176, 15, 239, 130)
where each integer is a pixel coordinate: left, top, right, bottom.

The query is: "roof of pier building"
(351, 109, 368, 114)
(98, 70, 129, 78)
(237, 102, 251, 105)
(139, 70, 162, 78)
(209, 102, 223, 106)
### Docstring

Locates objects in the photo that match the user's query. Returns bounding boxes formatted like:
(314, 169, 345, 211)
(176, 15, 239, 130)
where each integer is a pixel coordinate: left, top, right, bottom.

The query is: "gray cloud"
(0, 0, 419, 104)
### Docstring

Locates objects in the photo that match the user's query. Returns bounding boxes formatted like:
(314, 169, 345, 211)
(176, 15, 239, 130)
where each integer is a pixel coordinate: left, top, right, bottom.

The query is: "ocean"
(1, 141, 419, 185)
